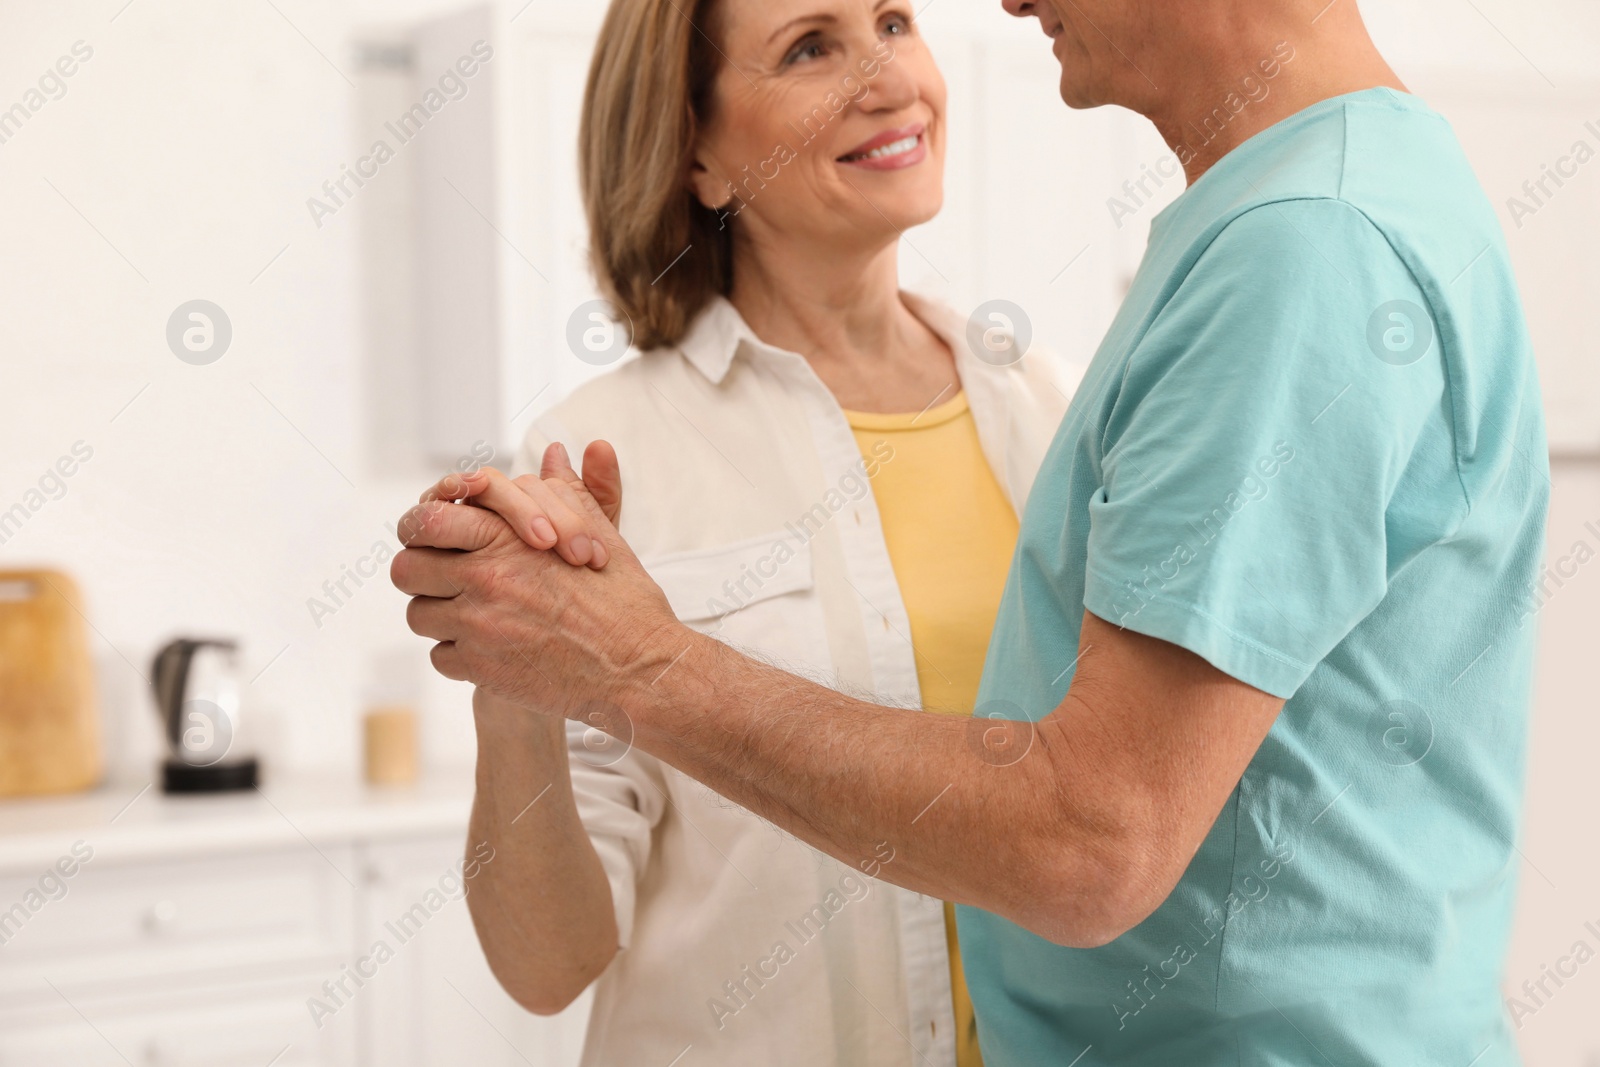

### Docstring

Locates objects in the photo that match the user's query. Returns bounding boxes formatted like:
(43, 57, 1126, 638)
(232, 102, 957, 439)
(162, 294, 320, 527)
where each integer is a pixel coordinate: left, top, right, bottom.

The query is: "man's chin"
(1056, 68, 1107, 111)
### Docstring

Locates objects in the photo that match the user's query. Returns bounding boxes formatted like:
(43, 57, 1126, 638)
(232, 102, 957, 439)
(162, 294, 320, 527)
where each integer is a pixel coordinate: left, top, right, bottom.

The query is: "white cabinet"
(0, 847, 355, 997)
(354, 835, 591, 1067)
(0, 775, 589, 1067)
(0, 845, 360, 1067)
(0, 979, 355, 1067)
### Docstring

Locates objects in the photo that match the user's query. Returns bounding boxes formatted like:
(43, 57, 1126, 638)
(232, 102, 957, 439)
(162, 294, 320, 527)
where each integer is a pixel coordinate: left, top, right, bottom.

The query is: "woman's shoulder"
(513, 347, 691, 475)
(519, 293, 765, 467)
(556, 347, 682, 415)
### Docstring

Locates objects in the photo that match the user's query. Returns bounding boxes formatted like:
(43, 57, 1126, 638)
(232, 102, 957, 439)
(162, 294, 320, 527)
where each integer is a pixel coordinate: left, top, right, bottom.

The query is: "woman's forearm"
(465, 690, 619, 1014)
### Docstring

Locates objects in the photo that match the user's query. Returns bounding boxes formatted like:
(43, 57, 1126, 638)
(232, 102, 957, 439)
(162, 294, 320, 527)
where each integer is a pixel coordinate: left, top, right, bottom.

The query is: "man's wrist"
(611, 619, 721, 740)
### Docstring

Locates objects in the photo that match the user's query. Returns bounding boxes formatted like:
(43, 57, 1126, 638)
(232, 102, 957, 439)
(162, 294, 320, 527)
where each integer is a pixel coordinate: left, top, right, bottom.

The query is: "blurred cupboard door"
(405, 4, 613, 467)
(356, 834, 590, 1067)
(0, 978, 353, 1067)
(0, 843, 359, 1067)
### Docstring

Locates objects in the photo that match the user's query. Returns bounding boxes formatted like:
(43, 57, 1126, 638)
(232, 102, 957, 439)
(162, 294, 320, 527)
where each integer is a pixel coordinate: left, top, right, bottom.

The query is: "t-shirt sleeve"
(1083, 199, 1458, 698)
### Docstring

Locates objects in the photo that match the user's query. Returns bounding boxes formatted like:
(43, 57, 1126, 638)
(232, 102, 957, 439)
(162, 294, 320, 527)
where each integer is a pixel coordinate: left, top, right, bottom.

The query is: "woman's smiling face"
(689, 0, 947, 253)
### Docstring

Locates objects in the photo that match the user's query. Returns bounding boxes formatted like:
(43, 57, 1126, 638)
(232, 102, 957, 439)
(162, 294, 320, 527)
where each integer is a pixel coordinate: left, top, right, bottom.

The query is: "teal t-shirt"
(962, 89, 1548, 1066)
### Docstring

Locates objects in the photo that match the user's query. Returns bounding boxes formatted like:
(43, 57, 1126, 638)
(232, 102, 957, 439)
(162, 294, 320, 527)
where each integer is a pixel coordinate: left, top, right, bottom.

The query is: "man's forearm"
(393, 490, 1283, 949)
(617, 627, 1133, 947)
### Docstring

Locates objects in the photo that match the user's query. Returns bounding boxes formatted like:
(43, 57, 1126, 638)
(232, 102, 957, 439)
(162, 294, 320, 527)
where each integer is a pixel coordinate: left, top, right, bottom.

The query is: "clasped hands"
(390, 441, 688, 721)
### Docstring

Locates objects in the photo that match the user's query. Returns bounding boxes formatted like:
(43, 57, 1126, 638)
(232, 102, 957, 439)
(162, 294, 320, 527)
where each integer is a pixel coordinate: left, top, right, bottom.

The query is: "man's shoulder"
(1185, 91, 1521, 372)
(1178, 195, 1412, 305)
(1247, 89, 1474, 210)
(1171, 90, 1498, 293)
(1257, 91, 1500, 284)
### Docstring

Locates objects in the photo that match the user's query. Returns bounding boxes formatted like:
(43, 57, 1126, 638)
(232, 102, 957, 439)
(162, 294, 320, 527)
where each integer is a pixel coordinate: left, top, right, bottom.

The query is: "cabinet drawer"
(0, 974, 356, 1067)
(0, 847, 353, 994)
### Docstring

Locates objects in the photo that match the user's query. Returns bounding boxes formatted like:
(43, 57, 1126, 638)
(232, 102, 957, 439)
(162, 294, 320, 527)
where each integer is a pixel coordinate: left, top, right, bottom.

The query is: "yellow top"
(845, 390, 1016, 1067)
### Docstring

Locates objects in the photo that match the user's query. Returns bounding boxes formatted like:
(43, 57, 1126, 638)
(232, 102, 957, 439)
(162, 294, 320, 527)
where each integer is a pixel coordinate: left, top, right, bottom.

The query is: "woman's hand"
(394, 442, 686, 719)
(421, 441, 624, 570)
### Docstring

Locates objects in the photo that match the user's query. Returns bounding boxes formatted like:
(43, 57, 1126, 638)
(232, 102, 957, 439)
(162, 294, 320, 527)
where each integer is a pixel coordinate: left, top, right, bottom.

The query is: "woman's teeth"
(845, 135, 919, 162)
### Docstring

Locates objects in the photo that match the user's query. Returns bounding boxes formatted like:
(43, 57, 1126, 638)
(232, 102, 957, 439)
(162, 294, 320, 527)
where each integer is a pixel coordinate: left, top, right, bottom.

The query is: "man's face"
(1001, 0, 1159, 109)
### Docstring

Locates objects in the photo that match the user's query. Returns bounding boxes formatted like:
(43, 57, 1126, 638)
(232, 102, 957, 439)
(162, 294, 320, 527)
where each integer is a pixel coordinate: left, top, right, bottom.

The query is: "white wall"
(0, 0, 1597, 1060)
(1511, 463, 1600, 1064)
(0, 0, 509, 781)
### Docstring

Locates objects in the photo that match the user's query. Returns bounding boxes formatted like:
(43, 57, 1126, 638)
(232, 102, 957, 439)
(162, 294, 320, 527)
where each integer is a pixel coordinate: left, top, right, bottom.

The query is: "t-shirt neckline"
(844, 390, 969, 432)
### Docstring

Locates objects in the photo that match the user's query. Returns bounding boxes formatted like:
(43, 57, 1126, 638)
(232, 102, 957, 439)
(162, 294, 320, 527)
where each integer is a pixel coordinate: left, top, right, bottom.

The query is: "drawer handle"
(142, 899, 179, 935)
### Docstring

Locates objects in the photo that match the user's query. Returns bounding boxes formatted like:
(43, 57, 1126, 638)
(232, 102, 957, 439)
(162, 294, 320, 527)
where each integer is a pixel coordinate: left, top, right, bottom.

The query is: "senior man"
(394, 0, 1548, 1062)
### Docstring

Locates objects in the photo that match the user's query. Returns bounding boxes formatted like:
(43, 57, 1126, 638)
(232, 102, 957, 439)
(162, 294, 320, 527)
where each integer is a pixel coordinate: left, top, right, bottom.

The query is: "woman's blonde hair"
(580, 0, 731, 352)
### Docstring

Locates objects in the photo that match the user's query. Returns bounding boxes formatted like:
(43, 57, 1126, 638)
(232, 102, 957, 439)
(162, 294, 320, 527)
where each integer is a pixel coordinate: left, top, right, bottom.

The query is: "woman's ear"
(688, 158, 733, 212)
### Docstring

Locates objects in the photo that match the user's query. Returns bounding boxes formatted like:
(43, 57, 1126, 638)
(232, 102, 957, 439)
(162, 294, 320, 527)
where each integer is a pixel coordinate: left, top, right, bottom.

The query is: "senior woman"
(441, 1, 1078, 1064)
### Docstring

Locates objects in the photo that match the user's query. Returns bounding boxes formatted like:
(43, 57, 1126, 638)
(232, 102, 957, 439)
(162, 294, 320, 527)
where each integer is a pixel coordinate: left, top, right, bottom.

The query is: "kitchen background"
(0, 0, 1596, 1063)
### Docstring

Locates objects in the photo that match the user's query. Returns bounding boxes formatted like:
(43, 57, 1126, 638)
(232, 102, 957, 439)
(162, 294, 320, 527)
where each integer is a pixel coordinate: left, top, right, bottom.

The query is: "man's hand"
(392, 443, 685, 717)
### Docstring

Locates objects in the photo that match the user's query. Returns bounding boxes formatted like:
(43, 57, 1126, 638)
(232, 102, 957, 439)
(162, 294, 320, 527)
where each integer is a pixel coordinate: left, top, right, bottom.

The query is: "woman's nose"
(1001, 0, 1036, 17)
(859, 45, 919, 111)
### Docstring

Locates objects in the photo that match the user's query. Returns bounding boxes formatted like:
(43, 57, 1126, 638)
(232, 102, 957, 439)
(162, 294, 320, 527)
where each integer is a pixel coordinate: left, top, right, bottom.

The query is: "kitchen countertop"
(0, 769, 477, 871)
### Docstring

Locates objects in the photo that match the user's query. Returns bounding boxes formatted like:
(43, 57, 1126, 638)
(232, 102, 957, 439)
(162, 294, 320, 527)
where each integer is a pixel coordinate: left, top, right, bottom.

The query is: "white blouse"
(512, 292, 1081, 1067)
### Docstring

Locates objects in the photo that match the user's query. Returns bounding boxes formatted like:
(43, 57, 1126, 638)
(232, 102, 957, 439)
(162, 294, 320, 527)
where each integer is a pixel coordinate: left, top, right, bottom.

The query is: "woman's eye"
(784, 36, 829, 65)
(881, 13, 911, 36)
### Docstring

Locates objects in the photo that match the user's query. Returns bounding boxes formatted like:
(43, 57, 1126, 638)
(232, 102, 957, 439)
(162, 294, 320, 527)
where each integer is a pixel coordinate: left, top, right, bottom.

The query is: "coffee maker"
(150, 638, 259, 793)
